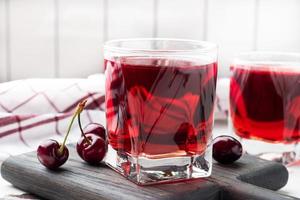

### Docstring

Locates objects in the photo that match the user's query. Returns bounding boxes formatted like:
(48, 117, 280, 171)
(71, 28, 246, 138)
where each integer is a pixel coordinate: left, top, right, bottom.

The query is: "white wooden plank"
(257, 0, 300, 52)
(59, 0, 104, 77)
(0, 1, 7, 82)
(207, 0, 256, 77)
(157, 0, 205, 40)
(9, 0, 55, 80)
(107, 0, 154, 40)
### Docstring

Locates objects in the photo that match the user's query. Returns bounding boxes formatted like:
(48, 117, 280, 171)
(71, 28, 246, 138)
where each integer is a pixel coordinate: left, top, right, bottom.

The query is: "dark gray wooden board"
(1, 144, 298, 200)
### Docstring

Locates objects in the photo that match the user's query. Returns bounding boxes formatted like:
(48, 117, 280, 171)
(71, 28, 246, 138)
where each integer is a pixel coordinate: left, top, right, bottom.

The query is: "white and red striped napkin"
(0, 74, 106, 161)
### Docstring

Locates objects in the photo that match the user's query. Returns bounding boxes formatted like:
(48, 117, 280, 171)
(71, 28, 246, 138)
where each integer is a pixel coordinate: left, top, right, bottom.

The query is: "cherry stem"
(58, 99, 88, 155)
(78, 108, 92, 145)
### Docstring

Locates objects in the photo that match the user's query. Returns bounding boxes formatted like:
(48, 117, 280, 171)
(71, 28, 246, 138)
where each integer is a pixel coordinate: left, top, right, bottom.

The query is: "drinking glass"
(104, 38, 218, 185)
(229, 52, 300, 164)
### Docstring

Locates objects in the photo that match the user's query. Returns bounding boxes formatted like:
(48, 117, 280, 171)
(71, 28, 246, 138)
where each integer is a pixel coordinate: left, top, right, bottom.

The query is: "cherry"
(37, 100, 87, 169)
(37, 139, 69, 170)
(77, 133, 107, 164)
(76, 101, 107, 164)
(83, 123, 106, 140)
(213, 135, 243, 164)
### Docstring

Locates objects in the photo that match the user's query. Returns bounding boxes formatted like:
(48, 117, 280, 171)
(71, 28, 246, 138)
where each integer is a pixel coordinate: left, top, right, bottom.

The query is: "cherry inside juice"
(230, 66, 300, 143)
(105, 57, 217, 158)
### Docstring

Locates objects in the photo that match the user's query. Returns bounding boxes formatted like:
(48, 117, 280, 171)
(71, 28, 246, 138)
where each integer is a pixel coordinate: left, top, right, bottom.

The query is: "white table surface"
(0, 121, 299, 199)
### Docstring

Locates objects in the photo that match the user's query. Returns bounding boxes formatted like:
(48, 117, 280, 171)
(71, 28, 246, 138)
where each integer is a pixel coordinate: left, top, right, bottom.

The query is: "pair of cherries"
(37, 100, 107, 170)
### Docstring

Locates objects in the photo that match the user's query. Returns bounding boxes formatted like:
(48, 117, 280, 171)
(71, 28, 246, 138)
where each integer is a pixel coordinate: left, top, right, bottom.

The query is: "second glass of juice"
(230, 52, 300, 164)
(104, 38, 218, 185)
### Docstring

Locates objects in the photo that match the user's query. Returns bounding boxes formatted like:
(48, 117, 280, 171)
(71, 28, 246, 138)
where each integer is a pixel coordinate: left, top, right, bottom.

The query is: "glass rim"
(104, 38, 218, 54)
(232, 51, 300, 68)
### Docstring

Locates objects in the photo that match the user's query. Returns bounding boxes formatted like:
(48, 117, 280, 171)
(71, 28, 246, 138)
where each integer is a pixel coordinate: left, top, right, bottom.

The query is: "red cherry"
(213, 135, 243, 164)
(76, 101, 108, 164)
(83, 123, 106, 140)
(37, 139, 69, 170)
(76, 133, 107, 164)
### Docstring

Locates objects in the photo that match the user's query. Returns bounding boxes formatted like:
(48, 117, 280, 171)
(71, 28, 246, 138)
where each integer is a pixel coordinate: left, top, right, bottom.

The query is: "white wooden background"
(0, 0, 300, 82)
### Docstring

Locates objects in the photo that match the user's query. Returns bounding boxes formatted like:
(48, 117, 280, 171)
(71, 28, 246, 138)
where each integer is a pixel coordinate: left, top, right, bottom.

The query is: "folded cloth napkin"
(0, 74, 106, 161)
(0, 74, 229, 161)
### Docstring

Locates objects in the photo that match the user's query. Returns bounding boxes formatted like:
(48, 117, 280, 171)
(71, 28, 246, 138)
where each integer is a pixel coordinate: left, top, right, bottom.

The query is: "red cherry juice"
(105, 57, 217, 158)
(230, 66, 300, 143)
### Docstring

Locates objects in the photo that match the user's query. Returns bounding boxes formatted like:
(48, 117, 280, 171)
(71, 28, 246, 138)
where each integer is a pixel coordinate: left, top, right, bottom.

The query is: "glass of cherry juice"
(230, 52, 300, 164)
(104, 38, 218, 185)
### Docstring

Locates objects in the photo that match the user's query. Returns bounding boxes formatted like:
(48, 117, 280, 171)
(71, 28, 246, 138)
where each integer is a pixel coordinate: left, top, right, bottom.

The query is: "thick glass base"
(105, 146, 212, 185)
(240, 138, 299, 165)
